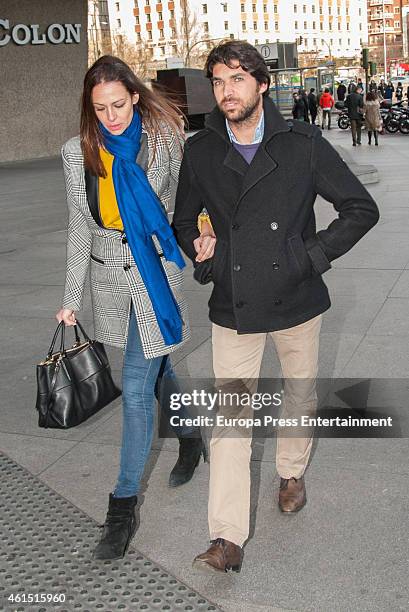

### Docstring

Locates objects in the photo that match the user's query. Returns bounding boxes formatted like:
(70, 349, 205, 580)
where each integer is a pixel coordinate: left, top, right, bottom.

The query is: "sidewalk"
(1, 127, 409, 612)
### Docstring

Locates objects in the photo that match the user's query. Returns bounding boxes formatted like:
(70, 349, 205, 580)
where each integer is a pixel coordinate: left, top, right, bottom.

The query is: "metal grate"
(0, 452, 220, 612)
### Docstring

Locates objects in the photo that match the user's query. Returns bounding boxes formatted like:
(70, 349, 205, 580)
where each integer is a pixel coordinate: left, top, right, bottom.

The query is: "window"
(160, 46, 165, 55)
(117, 18, 121, 27)
(252, 3, 256, 12)
(303, 5, 306, 13)
(135, 15, 139, 24)
(295, 20, 298, 29)
(312, 5, 315, 14)
(264, 4, 268, 13)
(134, 1, 138, 6)
(304, 21, 307, 29)
(223, 3, 228, 12)
(242, 20, 246, 30)
(115, 2, 120, 11)
(394, 21, 400, 28)
(224, 20, 229, 30)
(202, 3, 207, 14)
(294, 5, 297, 13)
(312, 21, 316, 29)
(158, 11, 162, 20)
(170, 9, 174, 18)
(171, 28, 176, 37)
(204, 21, 209, 32)
(148, 30, 152, 39)
(253, 21, 258, 30)
(146, 13, 151, 22)
(264, 21, 268, 31)
(275, 21, 278, 30)
(145, 0, 150, 5)
(241, 3, 245, 12)
(274, 4, 277, 13)
(136, 32, 141, 41)
(159, 28, 164, 38)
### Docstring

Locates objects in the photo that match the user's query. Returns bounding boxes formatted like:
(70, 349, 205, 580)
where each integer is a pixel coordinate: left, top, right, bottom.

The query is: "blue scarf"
(100, 111, 185, 346)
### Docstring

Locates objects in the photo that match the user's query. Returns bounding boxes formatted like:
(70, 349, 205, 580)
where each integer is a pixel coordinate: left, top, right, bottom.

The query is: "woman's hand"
(56, 308, 77, 326)
(194, 221, 216, 262)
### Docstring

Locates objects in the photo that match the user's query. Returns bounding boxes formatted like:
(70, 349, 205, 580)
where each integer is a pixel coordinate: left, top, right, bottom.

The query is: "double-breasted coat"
(61, 125, 190, 358)
(173, 97, 379, 333)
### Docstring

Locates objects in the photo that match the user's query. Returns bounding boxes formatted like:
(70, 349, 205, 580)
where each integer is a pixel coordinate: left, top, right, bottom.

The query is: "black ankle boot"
(93, 494, 138, 560)
(169, 437, 207, 487)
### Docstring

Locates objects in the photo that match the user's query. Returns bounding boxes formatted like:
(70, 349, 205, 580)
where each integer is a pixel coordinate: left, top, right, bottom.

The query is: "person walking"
(369, 80, 378, 94)
(378, 79, 386, 99)
(336, 82, 347, 102)
(292, 91, 305, 121)
(56, 55, 205, 561)
(345, 83, 364, 146)
(384, 81, 394, 101)
(308, 88, 318, 124)
(364, 91, 382, 146)
(396, 82, 403, 102)
(173, 41, 379, 573)
(319, 88, 334, 129)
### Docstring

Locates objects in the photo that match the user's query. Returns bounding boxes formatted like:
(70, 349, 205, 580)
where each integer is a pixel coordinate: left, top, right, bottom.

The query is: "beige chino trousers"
(208, 315, 322, 547)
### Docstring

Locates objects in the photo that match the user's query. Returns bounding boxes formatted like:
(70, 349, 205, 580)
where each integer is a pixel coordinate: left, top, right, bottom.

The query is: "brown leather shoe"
(278, 476, 307, 513)
(193, 538, 243, 573)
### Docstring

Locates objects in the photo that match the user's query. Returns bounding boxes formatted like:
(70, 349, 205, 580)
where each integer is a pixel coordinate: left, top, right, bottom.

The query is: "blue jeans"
(114, 308, 195, 498)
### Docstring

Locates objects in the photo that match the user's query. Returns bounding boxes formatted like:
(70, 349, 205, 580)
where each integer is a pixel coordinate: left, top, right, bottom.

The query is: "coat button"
(233, 264, 241, 272)
(274, 298, 282, 306)
(232, 223, 240, 230)
(123, 264, 130, 271)
(270, 222, 279, 230)
(121, 235, 128, 244)
(235, 301, 245, 308)
(272, 262, 280, 270)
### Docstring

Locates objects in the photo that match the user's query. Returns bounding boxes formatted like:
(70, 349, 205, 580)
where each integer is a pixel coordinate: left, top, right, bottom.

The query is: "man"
(345, 83, 364, 146)
(336, 82, 347, 102)
(357, 78, 365, 94)
(307, 87, 318, 124)
(173, 41, 379, 573)
(319, 88, 334, 129)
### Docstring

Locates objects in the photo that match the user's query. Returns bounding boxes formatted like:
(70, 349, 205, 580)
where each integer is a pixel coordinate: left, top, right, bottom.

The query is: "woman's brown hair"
(80, 55, 184, 177)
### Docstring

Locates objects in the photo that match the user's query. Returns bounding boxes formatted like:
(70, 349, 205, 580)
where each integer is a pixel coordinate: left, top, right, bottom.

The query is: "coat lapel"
(84, 131, 149, 227)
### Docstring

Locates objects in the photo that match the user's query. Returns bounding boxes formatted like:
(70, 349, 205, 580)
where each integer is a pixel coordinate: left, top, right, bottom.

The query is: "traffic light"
(369, 61, 377, 77)
(361, 48, 369, 70)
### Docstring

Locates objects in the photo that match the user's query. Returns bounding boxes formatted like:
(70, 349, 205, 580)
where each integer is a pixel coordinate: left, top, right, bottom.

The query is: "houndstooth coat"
(61, 125, 190, 359)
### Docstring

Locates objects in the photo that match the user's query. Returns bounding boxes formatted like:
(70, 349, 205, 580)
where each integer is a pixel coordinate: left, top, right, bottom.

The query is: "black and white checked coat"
(61, 125, 190, 359)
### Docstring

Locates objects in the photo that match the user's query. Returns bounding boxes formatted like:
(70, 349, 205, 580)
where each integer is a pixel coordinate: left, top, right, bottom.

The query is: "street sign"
(256, 43, 278, 61)
(166, 56, 184, 69)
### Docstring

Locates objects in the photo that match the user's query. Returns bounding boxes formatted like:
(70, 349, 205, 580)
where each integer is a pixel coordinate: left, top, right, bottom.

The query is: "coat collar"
(85, 131, 148, 228)
(205, 97, 290, 202)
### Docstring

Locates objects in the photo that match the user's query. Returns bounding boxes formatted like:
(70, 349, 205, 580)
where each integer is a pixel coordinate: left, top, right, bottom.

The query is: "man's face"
(211, 61, 267, 123)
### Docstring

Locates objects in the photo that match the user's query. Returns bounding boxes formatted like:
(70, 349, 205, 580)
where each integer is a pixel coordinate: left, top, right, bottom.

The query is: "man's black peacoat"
(173, 97, 379, 333)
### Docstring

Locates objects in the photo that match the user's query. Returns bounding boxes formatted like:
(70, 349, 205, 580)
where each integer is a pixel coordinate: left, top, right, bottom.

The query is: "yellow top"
(98, 148, 123, 231)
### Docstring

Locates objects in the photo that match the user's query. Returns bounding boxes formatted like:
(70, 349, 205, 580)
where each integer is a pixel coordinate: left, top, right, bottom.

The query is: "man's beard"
(219, 92, 261, 124)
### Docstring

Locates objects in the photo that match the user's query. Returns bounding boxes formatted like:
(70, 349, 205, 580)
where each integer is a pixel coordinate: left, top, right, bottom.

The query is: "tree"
(111, 33, 153, 79)
(173, 0, 206, 68)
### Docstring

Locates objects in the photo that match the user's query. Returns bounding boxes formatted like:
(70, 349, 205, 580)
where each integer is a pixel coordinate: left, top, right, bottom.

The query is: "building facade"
(367, 0, 409, 71)
(96, 0, 367, 65)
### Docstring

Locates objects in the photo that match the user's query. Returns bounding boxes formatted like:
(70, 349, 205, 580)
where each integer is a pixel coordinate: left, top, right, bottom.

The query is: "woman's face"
(92, 81, 139, 135)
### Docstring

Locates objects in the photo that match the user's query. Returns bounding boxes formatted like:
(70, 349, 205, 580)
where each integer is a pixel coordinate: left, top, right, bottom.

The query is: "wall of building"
(0, 0, 88, 162)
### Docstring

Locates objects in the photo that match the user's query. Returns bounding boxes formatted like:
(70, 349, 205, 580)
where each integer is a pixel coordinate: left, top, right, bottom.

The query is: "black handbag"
(36, 320, 121, 429)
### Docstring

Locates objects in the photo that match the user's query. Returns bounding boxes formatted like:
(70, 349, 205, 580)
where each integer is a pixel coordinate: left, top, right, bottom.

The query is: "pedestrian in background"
(378, 79, 386, 98)
(364, 91, 382, 146)
(308, 88, 318, 124)
(345, 83, 364, 146)
(384, 81, 394, 101)
(396, 82, 403, 102)
(319, 88, 334, 129)
(336, 82, 347, 102)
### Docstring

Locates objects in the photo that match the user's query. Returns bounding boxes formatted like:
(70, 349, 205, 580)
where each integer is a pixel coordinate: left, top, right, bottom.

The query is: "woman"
(396, 82, 403, 102)
(364, 91, 382, 146)
(384, 81, 394, 101)
(56, 56, 205, 561)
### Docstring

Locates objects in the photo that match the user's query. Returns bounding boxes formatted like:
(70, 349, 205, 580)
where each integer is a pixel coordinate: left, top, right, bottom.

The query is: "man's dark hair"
(205, 41, 271, 97)
(324, 88, 329, 93)
(310, 88, 315, 93)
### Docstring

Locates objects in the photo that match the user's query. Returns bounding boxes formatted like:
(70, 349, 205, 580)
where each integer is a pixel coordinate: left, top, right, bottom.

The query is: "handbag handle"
(46, 320, 89, 359)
